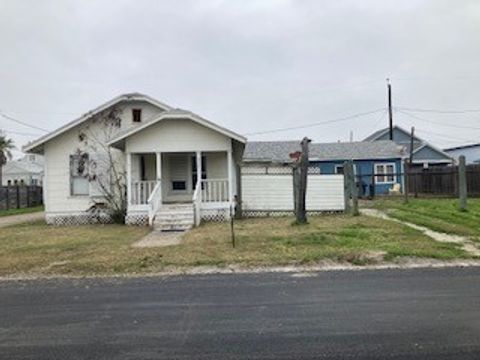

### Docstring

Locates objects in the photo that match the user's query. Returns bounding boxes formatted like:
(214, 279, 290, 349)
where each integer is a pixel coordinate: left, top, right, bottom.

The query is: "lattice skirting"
(46, 213, 113, 226)
(201, 208, 231, 222)
(125, 213, 148, 226)
(242, 210, 343, 218)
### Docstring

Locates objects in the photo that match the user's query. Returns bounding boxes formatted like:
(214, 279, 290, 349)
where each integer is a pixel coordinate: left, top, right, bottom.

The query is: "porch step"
(153, 204, 194, 232)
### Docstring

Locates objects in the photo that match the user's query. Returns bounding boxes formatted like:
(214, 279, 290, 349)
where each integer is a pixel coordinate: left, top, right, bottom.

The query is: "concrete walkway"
(361, 208, 480, 257)
(0, 211, 45, 228)
(132, 230, 184, 248)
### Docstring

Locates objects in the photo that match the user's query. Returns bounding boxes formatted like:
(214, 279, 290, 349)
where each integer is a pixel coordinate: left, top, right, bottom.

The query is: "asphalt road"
(1, 268, 480, 359)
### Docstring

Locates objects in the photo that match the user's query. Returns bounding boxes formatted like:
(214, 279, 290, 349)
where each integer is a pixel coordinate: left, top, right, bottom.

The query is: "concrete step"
(156, 210, 194, 217)
(155, 223, 193, 231)
(153, 203, 195, 232)
(154, 218, 194, 226)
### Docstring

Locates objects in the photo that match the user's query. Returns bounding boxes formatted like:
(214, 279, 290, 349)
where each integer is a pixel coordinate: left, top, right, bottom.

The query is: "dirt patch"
(0, 212, 45, 228)
(132, 230, 185, 248)
(361, 209, 480, 257)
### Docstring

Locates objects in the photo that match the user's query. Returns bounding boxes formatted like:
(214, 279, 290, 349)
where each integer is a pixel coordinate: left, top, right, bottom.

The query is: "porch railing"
(131, 180, 157, 205)
(201, 179, 229, 203)
(147, 181, 162, 226)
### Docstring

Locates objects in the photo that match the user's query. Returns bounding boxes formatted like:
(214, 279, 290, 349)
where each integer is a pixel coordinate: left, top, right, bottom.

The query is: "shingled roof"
(243, 140, 406, 163)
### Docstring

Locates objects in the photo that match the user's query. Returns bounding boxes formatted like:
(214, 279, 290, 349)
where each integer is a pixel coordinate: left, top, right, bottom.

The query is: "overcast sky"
(1, 0, 479, 157)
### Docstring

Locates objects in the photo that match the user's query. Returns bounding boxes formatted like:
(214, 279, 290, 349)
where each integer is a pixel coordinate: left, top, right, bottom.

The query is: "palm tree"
(0, 132, 14, 186)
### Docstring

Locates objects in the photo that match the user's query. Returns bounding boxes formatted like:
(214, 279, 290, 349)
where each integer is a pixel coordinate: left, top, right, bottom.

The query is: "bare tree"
(75, 106, 127, 223)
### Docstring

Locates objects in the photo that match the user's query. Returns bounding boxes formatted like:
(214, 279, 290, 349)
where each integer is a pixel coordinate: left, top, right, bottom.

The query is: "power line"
(358, 110, 388, 139)
(398, 110, 480, 130)
(0, 111, 49, 132)
(396, 106, 480, 114)
(244, 108, 386, 136)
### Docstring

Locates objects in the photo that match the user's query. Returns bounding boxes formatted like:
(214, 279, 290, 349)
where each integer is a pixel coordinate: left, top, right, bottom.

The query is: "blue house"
(364, 125, 452, 167)
(243, 140, 406, 197)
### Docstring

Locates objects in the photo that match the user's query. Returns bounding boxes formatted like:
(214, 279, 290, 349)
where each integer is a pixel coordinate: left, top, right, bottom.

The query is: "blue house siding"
(310, 158, 403, 196)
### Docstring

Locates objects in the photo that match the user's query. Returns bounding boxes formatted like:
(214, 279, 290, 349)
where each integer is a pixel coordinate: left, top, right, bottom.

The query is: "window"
(374, 163, 396, 183)
(132, 108, 142, 122)
(191, 155, 207, 187)
(32, 179, 38, 185)
(7, 180, 11, 186)
(70, 154, 89, 195)
(172, 181, 186, 190)
(20, 179, 25, 185)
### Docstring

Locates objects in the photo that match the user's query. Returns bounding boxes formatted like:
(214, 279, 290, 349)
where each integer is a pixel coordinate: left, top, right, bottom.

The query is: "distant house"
(364, 125, 452, 167)
(444, 143, 480, 165)
(1, 154, 44, 186)
(243, 140, 406, 197)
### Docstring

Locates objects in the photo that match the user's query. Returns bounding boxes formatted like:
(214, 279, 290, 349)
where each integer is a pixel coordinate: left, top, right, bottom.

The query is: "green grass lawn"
(0, 214, 471, 277)
(368, 198, 480, 239)
(0, 206, 44, 217)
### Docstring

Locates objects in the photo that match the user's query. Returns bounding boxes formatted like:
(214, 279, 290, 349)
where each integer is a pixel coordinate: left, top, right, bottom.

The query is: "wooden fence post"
(458, 155, 467, 211)
(343, 161, 351, 214)
(6, 186, 9, 210)
(16, 186, 20, 209)
(349, 161, 359, 216)
(403, 159, 409, 204)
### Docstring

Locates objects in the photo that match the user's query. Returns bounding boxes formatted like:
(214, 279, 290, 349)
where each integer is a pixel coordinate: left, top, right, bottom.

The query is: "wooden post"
(349, 161, 359, 216)
(403, 159, 409, 204)
(293, 164, 299, 215)
(296, 137, 311, 224)
(458, 155, 467, 211)
(371, 165, 376, 199)
(235, 164, 242, 219)
(227, 149, 233, 203)
(343, 161, 352, 214)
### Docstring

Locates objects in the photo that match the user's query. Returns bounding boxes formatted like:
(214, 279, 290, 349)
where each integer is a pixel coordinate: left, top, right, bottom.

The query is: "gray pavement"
(1, 268, 480, 359)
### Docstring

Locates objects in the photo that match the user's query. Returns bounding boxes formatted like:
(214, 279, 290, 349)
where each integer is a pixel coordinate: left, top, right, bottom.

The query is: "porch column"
(196, 151, 202, 190)
(227, 149, 233, 203)
(156, 152, 162, 181)
(126, 152, 132, 207)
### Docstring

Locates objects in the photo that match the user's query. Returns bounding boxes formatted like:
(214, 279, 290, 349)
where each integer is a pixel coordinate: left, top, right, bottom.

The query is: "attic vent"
(132, 109, 142, 122)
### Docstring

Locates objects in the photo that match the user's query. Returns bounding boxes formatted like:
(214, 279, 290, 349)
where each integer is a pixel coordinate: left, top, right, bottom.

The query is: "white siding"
(306, 175, 345, 211)
(242, 174, 293, 210)
(242, 169, 344, 212)
(126, 119, 230, 153)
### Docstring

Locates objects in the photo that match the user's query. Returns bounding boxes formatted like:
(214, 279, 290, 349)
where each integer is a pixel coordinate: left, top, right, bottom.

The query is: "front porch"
(126, 151, 234, 226)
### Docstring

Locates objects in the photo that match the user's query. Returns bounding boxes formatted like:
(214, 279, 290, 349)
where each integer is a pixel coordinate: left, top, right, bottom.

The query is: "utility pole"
(387, 78, 393, 140)
(409, 126, 415, 164)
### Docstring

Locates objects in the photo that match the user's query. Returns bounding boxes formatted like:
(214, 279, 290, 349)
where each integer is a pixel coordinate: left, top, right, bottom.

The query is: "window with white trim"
(70, 154, 89, 195)
(374, 163, 396, 183)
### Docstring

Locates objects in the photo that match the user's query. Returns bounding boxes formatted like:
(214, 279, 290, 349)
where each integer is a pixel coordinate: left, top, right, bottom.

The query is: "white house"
(23, 93, 246, 229)
(1, 154, 44, 186)
(444, 143, 480, 165)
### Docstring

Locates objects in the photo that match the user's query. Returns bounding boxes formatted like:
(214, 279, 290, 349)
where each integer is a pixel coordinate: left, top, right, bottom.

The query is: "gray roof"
(243, 140, 405, 163)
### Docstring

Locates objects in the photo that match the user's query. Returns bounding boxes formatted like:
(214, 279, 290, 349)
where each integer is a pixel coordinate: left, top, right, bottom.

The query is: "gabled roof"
(444, 143, 480, 151)
(23, 93, 173, 154)
(363, 125, 452, 163)
(3, 160, 43, 175)
(243, 140, 405, 163)
(363, 125, 422, 142)
(107, 109, 246, 148)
